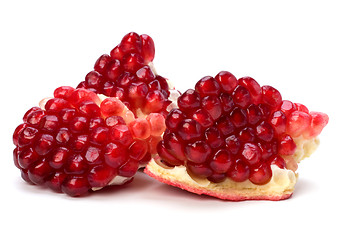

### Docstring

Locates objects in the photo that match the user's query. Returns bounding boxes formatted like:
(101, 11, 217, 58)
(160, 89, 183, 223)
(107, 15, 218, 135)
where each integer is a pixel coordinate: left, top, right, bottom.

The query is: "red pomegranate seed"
(230, 108, 247, 128)
(165, 109, 185, 131)
(204, 127, 224, 149)
(100, 97, 125, 118)
(258, 141, 277, 160)
(238, 127, 256, 142)
(280, 100, 297, 117)
(118, 160, 139, 177)
(214, 71, 237, 93)
(104, 142, 127, 168)
(18, 127, 39, 148)
(78, 101, 101, 118)
(249, 163, 272, 185)
(64, 154, 88, 175)
(18, 148, 39, 169)
(55, 128, 71, 144)
(210, 149, 232, 173)
(128, 118, 151, 139)
(50, 147, 69, 169)
(177, 119, 203, 142)
(305, 111, 329, 138)
(140, 34, 155, 63)
(144, 90, 166, 113)
(220, 93, 235, 113)
(90, 126, 109, 145)
(110, 125, 133, 146)
(187, 162, 213, 178)
(122, 53, 144, 72)
(177, 89, 201, 112)
(278, 134, 296, 155)
(227, 159, 250, 182)
(185, 141, 212, 164)
(13, 123, 27, 146)
(34, 134, 55, 156)
(270, 110, 286, 135)
(286, 111, 311, 137)
(146, 113, 166, 136)
(94, 54, 111, 73)
(241, 143, 261, 166)
(238, 77, 262, 104)
(295, 103, 309, 113)
(88, 165, 117, 188)
(61, 176, 89, 197)
(192, 109, 214, 128)
(136, 66, 155, 82)
(201, 96, 222, 120)
(28, 159, 52, 185)
(261, 85, 282, 110)
(232, 85, 251, 108)
(157, 141, 183, 166)
(246, 104, 262, 125)
(216, 115, 234, 136)
(46, 172, 67, 193)
(84, 146, 102, 165)
(225, 135, 241, 155)
(256, 121, 274, 142)
(128, 140, 148, 161)
(164, 133, 187, 161)
(195, 76, 221, 97)
(269, 155, 286, 169)
(85, 71, 103, 89)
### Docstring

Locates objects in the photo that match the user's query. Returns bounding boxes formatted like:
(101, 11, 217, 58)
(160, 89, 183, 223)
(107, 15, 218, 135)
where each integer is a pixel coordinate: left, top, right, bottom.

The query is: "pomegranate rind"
(145, 157, 294, 201)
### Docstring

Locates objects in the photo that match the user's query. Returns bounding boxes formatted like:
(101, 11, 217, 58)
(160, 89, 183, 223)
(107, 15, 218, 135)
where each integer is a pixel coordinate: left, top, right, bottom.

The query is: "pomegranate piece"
(12, 87, 159, 197)
(77, 32, 174, 118)
(146, 70, 328, 201)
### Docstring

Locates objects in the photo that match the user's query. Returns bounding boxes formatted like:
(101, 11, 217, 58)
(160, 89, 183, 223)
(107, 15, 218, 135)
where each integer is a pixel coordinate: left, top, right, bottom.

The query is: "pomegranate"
(13, 87, 166, 196)
(145, 71, 328, 201)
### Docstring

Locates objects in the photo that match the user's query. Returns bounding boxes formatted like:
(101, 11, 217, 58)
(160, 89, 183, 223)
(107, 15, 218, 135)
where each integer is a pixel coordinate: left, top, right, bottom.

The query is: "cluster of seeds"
(12, 87, 165, 196)
(77, 32, 171, 117)
(158, 71, 328, 185)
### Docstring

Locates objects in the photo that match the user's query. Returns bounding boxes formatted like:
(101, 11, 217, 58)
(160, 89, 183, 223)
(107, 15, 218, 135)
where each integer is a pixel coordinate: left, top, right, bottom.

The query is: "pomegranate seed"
(157, 141, 183, 166)
(118, 160, 139, 177)
(120, 32, 142, 53)
(165, 109, 185, 131)
(225, 135, 241, 155)
(18, 148, 39, 169)
(88, 165, 116, 188)
(227, 159, 250, 182)
(25, 110, 45, 126)
(136, 66, 155, 82)
(100, 97, 125, 117)
(241, 143, 261, 166)
(204, 127, 224, 149)
(249, 163, 272, 185)
(269, 155, 286, 169)
(214, 71, 237, 93)
(246, 104, 262, 125)
(281, 100, 297, 117)
(144, 90, 166, 113)
(61, 176, 89, 197)
(105, 115, 125, 127)
(18, 127, 39, 148)
(122, 53, 144, 72)
(54, 86, 75, 99)
(89, 127, 109, 145)
(140, 34, 155, 63)
(85, 71, 103, 89)
(45, 98, 71, 113)
(216, 115, 234, 136)
(295, 103, 309, 113)
(258, 141, 277, 160)
(177, 119, 203, 142)
(28, 159, 52, 185)
(110, 125, 133, 146)
(261, 85, 282, 110)
(201, 96, 222, 120)
(270, 111, 286, 135)
(256, 121, 274, 142)
(104, 142, 127, 168)
(146, 113, 166, 136)
(220, 93, 235, 113)
(34, 134, 55, 156)
(49, 147, 69, 169)
(185, 141, 212, 164)
(55, 128, 71, 144)
(128, 81, 148, 107)
(39, 115, 59, 132)
(46, 172, 67, 192)
(305, 111, 329, 138)
(128, 118, 151, 139)
(238, 77, 262, 104)
(286, 111, 311, 137)
(278, 134, 296, 155)
(94, 54, 111, 73)
(85, 146, 102, 165)
(238, 127, 256, 142)
(230, 108, 247, 128)
(64, 154, 88, 175)
(59, 108, 77, 123)
(232, 85, 251, 108)
(164, 133, 187, 161)
(195, 76, 220, 97)
(192, 109, 214, 128)
(177, 89, 201, 112)
(128, 140, 148, 161)
(13, 123, 27, 146)
(187, 162, 213, 178)
(210, 149, 232, 173)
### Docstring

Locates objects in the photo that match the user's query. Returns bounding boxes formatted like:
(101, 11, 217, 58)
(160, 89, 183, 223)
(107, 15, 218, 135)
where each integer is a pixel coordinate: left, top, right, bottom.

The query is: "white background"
(1, 0, 340, 239)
